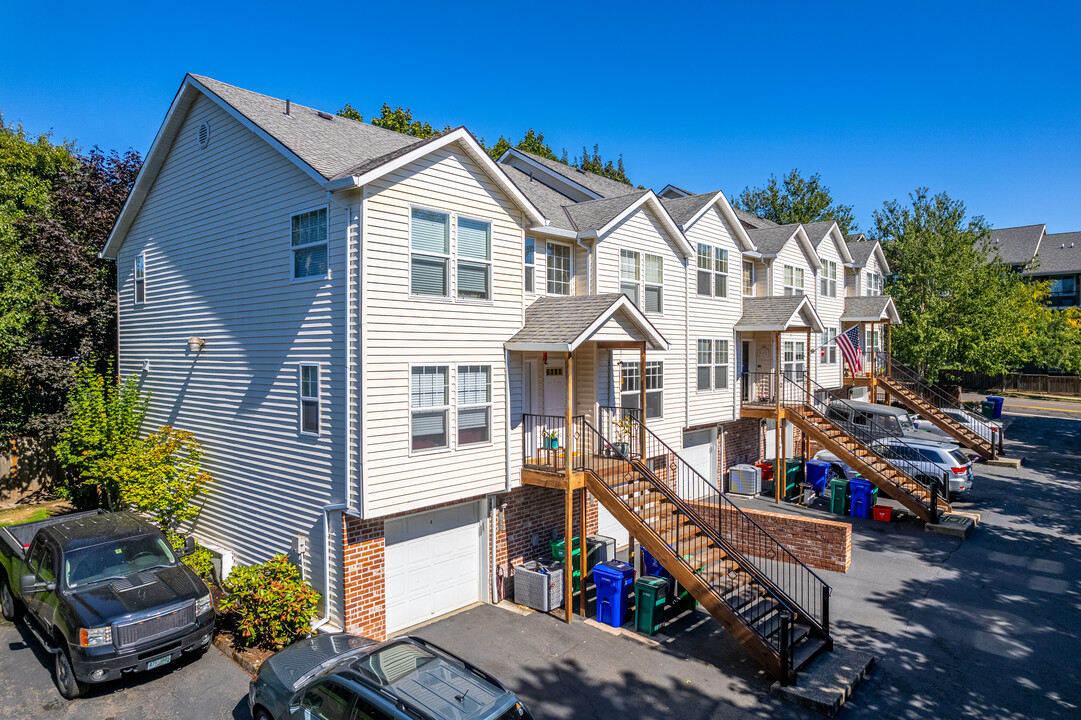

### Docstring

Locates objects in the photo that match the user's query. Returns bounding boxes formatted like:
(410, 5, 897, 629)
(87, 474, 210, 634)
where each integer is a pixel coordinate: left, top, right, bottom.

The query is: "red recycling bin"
(873, 505, 892, 522)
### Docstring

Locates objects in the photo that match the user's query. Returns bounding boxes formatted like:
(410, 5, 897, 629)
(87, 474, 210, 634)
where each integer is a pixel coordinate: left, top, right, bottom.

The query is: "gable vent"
(197, 121, 211, 149)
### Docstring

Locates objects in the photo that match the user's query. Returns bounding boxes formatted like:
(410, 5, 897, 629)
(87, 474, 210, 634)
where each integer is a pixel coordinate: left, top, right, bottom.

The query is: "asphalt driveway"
(0, 412, 1077, 719)
(0, 616, 251, 719)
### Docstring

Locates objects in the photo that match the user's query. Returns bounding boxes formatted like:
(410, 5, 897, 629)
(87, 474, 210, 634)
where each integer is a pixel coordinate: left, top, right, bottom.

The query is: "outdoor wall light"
(187, 336, 206, 353)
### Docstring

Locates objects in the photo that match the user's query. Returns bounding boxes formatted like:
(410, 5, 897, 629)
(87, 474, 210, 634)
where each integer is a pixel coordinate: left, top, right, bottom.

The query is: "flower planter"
(544, 437, 559, 450)
(613, 442, 630, 456)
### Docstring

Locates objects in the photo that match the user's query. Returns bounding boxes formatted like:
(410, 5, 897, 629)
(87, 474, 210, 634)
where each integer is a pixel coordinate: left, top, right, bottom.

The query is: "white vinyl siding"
(292, 207, 329, 280)
(363, 143, 524, 516)
(115, 93, 344, 622)
(813, 234, 846, 390)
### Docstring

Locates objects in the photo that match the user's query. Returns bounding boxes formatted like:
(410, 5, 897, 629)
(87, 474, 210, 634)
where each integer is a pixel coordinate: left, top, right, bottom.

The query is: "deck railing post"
(779, 611, 792, 686)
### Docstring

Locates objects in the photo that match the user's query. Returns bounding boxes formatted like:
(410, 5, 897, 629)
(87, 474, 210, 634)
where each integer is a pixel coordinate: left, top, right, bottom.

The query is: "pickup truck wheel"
(55, 647, 87, 700)
(253, 707, 274, 720)
(1, 578, 21, 622)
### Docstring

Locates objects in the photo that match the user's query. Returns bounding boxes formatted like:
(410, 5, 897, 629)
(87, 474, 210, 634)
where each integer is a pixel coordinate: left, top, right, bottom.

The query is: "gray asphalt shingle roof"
(1026, 232, 1081, 276)
(840, 296, 894, 323)
(732, 208, 777, 229)
(735, 296, 813, 330)
(564, 191, 648, 232)
(846, 239, 878, 267)
(513, 149, 638, 198)
(802, 221, 837, 249)
(501, 164, 578, 231)
(192, 74, 423, 181)
(746, 224, 801, 255)
(984, 224, 1046, 266)
(660, 193, 716, 225)
(507, 294, 665, 349)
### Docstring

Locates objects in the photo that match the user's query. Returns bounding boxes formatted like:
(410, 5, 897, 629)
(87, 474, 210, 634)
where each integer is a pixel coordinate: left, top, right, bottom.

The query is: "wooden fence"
(948, 371, 1081, 397)
(1, 437, 63, 506)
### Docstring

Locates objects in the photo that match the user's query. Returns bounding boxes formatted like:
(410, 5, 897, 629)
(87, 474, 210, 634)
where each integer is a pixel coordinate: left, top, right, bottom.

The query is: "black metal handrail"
(522, 414, 570, 473)
(878, 351, 1002, 455)
(774, 373, 944, 512)
(582, 409, 831, 641)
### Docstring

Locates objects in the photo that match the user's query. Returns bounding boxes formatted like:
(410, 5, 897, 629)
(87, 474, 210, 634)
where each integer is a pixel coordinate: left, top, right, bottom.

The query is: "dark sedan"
(249, 633, 533, 720)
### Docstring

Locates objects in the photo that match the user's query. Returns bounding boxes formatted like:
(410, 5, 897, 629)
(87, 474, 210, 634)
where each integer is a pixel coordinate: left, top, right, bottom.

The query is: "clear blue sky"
(3, 1, 1078, 233)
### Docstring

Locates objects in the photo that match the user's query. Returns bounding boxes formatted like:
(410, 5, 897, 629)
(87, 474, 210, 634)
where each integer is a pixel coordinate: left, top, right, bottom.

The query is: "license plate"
(147, 655, 172, 671)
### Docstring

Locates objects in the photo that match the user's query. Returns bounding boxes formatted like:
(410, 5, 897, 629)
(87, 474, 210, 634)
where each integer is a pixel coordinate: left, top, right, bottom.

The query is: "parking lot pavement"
(0, 617, 252, 720)
(417, 412, 1081, 720)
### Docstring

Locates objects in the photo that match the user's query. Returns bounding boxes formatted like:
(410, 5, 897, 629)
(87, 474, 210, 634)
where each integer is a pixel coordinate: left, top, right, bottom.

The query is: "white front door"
(384, 502, 482, 633)
(543, 361, 567, 417)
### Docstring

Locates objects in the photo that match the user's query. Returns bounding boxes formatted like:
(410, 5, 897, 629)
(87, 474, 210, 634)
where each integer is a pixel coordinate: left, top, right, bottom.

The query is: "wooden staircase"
(786, 404, 950, 523)
(577, 418, 832, 685)
(877, 375, 995, 459)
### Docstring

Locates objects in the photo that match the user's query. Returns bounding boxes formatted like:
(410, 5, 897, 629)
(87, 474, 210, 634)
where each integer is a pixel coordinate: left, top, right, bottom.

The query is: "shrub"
(220, 555, 320, 650)
(167, 533, 216, 581)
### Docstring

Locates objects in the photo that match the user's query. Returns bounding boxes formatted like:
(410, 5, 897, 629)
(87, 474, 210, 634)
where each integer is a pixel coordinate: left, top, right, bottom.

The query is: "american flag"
(835, 326, 862, 374)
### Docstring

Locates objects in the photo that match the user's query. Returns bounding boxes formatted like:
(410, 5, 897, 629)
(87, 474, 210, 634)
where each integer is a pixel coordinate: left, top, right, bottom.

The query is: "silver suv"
(816, 436, 973, 500)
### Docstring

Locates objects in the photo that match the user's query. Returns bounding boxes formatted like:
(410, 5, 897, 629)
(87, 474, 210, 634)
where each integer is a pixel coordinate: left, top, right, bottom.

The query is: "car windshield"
(897, 412, 915, 431)
(64, 534, 177, 589)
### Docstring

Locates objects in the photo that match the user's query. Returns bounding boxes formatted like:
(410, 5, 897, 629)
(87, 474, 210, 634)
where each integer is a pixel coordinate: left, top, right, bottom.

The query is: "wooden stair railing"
(574, 415, 832, 685)
(878, 376, 994, 458)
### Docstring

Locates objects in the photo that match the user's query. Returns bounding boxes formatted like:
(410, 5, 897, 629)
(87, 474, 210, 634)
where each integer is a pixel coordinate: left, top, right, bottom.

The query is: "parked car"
(249, 634, 534, 720)
(912, 407, 1002, 447)
(815, 435, 974, 500)
(824, 399, 948, 444)
(0, 509, 214, 699)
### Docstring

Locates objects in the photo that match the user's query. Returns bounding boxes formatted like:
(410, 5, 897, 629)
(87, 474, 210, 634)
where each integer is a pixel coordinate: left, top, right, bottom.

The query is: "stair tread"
(792, 635, 831, 672)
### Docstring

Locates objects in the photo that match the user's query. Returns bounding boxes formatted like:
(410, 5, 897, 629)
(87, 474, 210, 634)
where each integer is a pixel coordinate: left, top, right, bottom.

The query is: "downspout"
(314, 502, 348, 632)
(684, 253, 690, 427)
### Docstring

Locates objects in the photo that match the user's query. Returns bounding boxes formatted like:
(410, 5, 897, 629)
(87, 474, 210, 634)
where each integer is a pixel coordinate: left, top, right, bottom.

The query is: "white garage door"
(384, 502, 483, 634)
(681, 429, 716, 499)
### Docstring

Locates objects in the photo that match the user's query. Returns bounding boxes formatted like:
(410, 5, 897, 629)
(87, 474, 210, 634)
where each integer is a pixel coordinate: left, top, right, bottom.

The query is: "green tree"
(735, 169, 856, 235)
(370, 104, 449, 138)
(52, 360, 147, 508)
(485, 128, 562, 163)
(109, 426, 212, 531)
(575, 144, 632, 186)
(872, 188, 1045, 379)
(336, 104, 363, 122)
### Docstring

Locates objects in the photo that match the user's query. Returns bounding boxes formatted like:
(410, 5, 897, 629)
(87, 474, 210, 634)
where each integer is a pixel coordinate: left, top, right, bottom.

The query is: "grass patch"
(0, 508, 50, 527)
(0, 501, 70, 528)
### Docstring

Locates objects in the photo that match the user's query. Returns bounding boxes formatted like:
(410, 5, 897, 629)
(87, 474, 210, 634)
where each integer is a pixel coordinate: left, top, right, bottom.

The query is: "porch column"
(774, 330, 782, 505)
(564, 351, 574, 625)
(773, 331, 781, 413)
(639, 342, 647, 454)
(805, 326, 812, 406)
(883, 320, 892, 404)
(579, 488, 587, 618)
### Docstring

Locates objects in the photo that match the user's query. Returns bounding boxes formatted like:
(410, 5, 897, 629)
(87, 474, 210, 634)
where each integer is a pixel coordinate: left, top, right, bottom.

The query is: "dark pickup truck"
(0, 510, 215, 699)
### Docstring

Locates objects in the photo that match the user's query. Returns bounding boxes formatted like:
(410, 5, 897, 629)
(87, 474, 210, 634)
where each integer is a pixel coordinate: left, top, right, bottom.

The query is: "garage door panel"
(384, 502, 482, 633)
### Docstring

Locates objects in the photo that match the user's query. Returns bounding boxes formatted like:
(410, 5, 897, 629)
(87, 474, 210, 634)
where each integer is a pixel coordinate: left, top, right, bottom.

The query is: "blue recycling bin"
(986, 396, 1005, 420)
(805, 459, 831, 496)
(849, 477, 876, 519)
(641, 548, 676, 601)
(593, 560, 635, 628)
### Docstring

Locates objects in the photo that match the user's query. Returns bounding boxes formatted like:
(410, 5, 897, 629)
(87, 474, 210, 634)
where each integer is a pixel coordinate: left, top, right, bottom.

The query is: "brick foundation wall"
(341, 514, 387, 641)
(493, 484, 597, 571)
(723, 418, 763, 470)
(688, 501, 851, 573)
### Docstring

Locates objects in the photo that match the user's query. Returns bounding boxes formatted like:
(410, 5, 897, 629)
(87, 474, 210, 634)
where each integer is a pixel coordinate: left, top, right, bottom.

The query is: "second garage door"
(384, 501, 483, 634)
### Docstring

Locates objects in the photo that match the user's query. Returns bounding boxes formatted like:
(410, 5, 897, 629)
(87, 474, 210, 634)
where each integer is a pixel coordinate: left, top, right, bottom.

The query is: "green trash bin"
(768, 460, 803, 500)
(829, 477, 850, 515)
(551, 536, 583, 592)
(635, 576, 669, 636)
(980, 400, 996, 420)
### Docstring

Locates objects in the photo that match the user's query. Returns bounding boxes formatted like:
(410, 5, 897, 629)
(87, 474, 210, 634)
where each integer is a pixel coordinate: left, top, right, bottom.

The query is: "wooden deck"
(520, 466, 588, 490)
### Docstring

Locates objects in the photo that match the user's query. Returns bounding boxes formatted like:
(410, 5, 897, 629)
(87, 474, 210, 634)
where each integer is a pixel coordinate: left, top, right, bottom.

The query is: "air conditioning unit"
(727, 464, 762, 496)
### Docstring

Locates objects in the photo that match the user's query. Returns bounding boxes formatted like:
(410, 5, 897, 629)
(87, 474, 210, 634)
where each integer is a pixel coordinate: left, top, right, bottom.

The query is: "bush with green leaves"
(167, 533, 216, 581)
(220, 555, 320, 650)
(53, 358, 146, 508)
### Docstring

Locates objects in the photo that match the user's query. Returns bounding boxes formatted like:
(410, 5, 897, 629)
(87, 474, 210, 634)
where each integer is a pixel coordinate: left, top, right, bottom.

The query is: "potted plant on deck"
(612, 414, 636, 457)
(541, 428, 559, 450)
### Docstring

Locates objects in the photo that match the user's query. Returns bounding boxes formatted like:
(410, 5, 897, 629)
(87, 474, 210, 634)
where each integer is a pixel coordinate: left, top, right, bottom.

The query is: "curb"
(212, 634, 260, 676)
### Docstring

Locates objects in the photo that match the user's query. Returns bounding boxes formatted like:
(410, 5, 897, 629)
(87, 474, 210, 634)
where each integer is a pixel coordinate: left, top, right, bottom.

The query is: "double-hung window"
(299, 365, 320, 434)
(621, 361, 663, 418)
(620, 250, 641, 306)
(865, 271, 883, 296)
(524, 237, 536, 294)
(644, 254, 663, 313)
(820, 259, 837, 297)
(410, 208, 450, 296)
(742, 261, 754, 297)
(782, 341, 805, 380)
(457, 365, 491, 446)
(696, 340, 729, 391)
(783, 265, 804, 295)
(410, 366, 449, 451)
(292, 208, 329, 280)
(696, 243, 728, 297)
(134, 253, 146, 304)
(457, 217, 491, 301)
(546, 242, 571, 295)
(820, 328, 837, 364)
